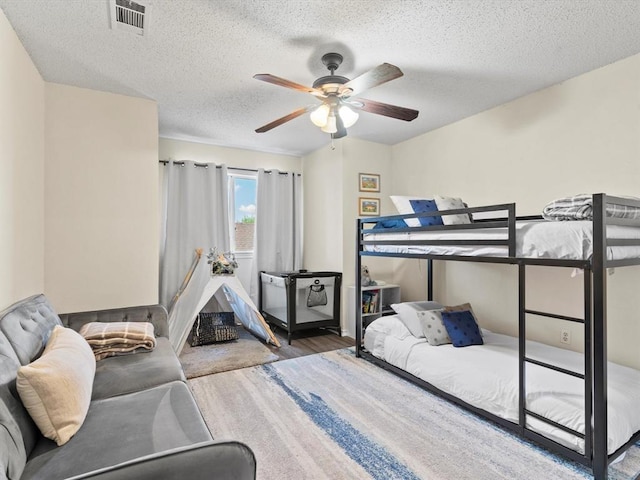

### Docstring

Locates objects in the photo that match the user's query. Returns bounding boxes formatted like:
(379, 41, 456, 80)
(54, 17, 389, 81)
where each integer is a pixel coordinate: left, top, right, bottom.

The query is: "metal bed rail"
(360, 202, 518, 258)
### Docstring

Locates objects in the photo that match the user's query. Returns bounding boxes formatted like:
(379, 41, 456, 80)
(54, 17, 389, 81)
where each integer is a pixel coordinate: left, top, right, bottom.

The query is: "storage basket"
(190, 311, 238, 346)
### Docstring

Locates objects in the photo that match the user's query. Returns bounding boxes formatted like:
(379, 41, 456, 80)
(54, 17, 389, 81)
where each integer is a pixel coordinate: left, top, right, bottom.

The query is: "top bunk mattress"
(363, 220, 640, 260)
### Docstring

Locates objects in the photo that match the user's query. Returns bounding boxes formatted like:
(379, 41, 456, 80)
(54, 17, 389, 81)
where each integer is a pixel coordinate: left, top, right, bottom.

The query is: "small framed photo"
(359, 173, 380, 192)
(359, 197, 380, 216)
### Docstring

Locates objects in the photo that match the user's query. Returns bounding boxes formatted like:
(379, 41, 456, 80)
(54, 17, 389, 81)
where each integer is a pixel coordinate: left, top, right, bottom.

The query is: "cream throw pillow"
(17, 325, 96, 446)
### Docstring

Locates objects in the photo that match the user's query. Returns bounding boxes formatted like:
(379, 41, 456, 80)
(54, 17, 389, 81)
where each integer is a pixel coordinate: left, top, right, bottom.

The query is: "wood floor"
(265, 326, 354, 361)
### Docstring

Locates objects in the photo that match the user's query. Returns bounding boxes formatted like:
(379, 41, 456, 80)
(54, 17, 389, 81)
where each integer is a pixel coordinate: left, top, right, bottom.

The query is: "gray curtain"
(159, 161, 230, 307)
(249, 169, 303, 304)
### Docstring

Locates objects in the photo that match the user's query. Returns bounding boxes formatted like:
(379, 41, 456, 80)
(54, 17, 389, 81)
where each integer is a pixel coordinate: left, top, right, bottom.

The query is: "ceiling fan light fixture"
(310, 104, 330, 127)
(320, 113, 338, 134)
(339, 105, 359, 128)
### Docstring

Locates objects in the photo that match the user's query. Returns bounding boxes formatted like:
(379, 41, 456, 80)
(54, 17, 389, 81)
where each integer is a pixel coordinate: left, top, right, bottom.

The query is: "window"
(228, 173, 257, 253)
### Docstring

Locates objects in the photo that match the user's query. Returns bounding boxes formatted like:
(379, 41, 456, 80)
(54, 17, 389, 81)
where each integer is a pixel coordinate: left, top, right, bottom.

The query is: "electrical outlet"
(561, 330, 571, 345)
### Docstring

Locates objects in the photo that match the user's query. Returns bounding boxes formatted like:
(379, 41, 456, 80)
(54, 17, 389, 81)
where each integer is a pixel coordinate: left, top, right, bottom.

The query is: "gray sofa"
(0, 294, 256, 480)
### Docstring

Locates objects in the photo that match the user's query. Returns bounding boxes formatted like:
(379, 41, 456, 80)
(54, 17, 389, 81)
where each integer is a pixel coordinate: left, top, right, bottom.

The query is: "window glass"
(229, 175, 256, 252)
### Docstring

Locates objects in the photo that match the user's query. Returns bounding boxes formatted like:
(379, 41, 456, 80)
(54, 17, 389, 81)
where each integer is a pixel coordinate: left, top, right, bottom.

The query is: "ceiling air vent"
(109, 0, 148, 36)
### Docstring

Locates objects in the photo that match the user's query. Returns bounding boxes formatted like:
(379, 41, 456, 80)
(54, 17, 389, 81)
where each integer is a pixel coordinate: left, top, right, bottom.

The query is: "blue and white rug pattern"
(189, 348, 640, 480)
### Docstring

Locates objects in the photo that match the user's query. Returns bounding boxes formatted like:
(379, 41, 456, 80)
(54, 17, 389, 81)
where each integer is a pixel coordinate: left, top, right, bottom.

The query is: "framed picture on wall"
(359, 197, 380, 216)
(359, 173, 380, 192)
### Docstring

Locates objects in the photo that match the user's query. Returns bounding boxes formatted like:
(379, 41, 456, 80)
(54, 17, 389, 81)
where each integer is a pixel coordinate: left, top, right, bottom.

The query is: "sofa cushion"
(0, 295, 63, 469)
(0, 294, 62, 366)
(17, 326, 96, 446)
(92, 337, 186, 400)
(0, 329, 29, 480)
(0, 397, 27, 480)
(21, 381, 213, 480)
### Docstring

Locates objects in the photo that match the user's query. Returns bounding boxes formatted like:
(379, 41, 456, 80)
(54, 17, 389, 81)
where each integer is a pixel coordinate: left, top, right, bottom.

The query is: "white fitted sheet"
(363, 316, 640, 455)
(363, 220, 640, 260)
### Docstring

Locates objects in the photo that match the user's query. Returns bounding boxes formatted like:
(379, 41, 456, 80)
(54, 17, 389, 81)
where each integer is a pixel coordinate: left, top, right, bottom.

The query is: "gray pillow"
(434, 195, 471, 225)
(390, 301, 443, 338)
(417, 310, 451, 346)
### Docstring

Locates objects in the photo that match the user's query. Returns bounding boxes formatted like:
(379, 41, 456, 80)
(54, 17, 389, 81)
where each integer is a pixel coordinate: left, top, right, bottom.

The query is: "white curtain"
(159, 161, 230, 307)
(250, 169, 303, 304)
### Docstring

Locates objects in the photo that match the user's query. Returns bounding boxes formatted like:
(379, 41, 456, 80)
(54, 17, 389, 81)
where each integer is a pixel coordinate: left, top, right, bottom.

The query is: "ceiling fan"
(254, 52, 419, 139)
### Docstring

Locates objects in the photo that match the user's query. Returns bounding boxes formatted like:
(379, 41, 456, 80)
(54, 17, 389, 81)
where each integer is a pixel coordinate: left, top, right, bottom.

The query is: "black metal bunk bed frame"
(355, 193, 640, 480)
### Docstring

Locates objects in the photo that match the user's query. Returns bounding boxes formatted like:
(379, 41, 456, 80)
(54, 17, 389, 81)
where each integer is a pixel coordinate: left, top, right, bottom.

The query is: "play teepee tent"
(167, 249, 279, 353)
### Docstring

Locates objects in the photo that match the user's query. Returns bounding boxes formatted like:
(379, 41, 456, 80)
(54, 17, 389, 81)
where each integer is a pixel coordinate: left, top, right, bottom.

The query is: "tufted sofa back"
(0, 294, 63, 480)
(59, 304, 169, 338)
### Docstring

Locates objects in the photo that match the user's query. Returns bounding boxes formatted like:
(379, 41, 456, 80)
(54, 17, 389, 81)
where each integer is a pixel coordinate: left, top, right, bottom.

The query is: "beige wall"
(390, 53, 640, 368)
(302, 137, 394, 337)
(302, 142, 346, 332)
(0, 10, 45, 310)
(341, 138, 394, 287)
(302, 142, 344, 273)
(45, 84, 159, 313)
(340, 138, 394, 337)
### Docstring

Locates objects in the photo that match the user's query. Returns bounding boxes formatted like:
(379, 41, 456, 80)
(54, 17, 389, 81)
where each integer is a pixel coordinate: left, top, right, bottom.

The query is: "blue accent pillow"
(373, 218, 408, 229)
(440, 310, 484, 347)
(409, 199, 444, 226)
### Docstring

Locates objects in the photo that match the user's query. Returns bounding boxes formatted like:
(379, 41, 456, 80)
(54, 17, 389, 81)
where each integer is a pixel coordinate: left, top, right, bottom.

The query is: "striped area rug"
(189, 349, 640, 480)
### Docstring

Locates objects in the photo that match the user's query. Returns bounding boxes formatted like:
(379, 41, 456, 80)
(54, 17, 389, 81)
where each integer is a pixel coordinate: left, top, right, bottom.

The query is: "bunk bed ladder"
(518, 262, 593, 467)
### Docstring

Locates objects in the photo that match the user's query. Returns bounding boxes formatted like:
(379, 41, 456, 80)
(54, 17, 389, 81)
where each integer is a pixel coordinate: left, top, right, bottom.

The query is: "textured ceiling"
(2, 0, 640, 157)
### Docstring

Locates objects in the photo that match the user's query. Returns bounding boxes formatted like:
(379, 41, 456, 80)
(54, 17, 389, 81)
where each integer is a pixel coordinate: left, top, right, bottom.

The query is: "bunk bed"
(355, 193, 640, 480)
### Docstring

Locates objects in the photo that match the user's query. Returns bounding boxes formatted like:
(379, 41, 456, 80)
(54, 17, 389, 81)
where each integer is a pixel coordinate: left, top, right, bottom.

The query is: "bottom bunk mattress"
(363, 315, 640, 455)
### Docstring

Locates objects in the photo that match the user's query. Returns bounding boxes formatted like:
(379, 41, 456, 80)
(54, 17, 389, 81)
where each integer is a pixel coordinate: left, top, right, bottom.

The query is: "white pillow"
(390, 195, 433, 227)
(17, 325, 96, 446)
(366, 314, 411, 340)
(434, 195, 471, 225)
(390, 301, 443, 337)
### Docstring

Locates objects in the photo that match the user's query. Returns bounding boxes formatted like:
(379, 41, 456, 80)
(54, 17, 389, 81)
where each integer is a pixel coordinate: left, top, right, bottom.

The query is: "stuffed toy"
(361, 265, 376, 287)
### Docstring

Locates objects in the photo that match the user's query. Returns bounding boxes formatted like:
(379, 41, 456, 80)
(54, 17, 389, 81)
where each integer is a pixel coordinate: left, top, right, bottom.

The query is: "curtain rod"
(159, 160, 301, 176)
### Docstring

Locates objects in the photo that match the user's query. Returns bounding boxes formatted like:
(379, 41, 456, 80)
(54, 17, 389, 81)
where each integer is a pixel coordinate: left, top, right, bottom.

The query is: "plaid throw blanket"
(79, 322, 156, 361)
(542, 194, 640, 221)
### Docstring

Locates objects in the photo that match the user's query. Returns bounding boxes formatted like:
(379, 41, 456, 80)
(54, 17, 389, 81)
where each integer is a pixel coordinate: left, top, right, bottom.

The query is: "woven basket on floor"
(190, 311, 238, 346)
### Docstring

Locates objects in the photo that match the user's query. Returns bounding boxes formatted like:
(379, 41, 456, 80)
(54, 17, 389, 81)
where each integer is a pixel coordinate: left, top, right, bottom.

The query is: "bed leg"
(592, 194, 608, 480)
(356, 218, 363, 357)
(518, 263, 526, 431)
(592, 462, 607, 480)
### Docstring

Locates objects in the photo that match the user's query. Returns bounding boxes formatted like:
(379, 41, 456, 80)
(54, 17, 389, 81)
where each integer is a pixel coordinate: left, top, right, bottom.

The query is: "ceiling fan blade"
(351, 98, 419, 122)
(255, 106, 311, 133)
(340, 63, 404, 97)
(253, 74, 325, 97)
